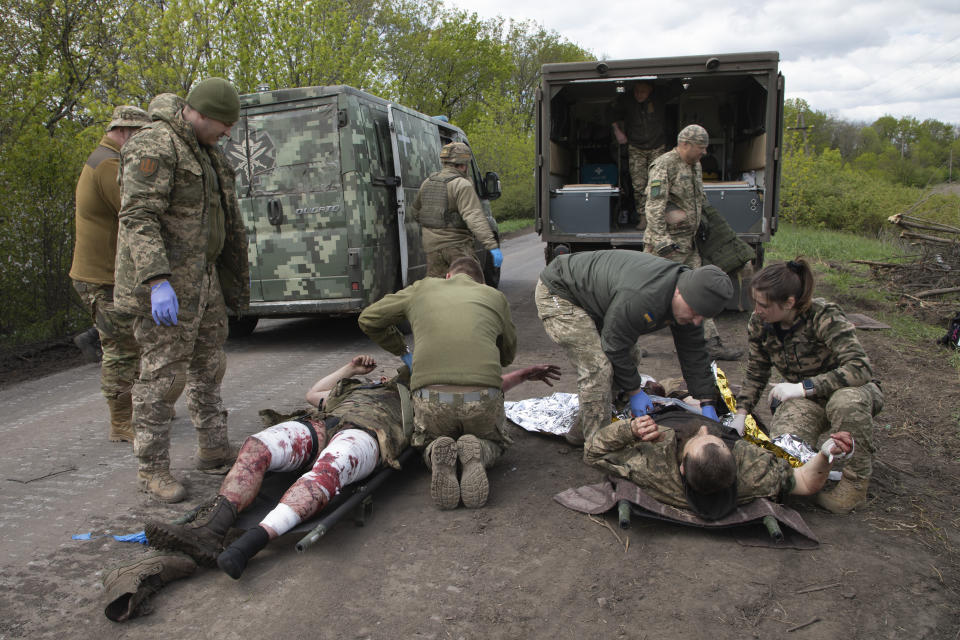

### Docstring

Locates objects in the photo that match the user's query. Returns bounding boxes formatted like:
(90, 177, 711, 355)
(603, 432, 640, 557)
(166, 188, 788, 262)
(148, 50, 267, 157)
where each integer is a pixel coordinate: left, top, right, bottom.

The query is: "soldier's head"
(183, 77, 240, 146)
(673, 265, 733, 325)
(446, 256, 485, 284)
(679, 425, 738, 520)
(676, 124, 709, 165)
(106, 105, 150, 147)
(751, 258, 815, 323)
(632, 81, 654, 103)
(440, 142, 472, 169)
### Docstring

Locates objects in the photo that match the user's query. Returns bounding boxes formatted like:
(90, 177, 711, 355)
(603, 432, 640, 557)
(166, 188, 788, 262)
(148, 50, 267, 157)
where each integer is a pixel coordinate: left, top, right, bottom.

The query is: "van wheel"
(228, 316, 259, 338)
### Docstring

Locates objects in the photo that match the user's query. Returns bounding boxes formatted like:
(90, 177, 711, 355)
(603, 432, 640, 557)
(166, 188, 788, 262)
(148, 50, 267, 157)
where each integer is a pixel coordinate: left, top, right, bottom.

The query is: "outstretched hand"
(349, 355, 377, 375)
(519, 364, 561, 386)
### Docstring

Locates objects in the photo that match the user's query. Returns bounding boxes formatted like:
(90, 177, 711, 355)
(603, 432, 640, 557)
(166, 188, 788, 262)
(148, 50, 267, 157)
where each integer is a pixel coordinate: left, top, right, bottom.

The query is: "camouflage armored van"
(221, 85, 502, 336)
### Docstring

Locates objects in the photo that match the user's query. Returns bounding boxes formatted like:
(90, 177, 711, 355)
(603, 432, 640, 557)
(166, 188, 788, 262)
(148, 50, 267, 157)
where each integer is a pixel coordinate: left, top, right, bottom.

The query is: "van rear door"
(238, 98, 358, 312)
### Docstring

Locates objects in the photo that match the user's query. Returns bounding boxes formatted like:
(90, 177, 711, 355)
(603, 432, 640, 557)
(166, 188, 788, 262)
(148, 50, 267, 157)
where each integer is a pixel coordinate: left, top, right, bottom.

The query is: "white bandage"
(260, 503, 300, 536)
(819, 437, 855, 464)
(251, 421, 315, 472)
(320, 429, 379, 489)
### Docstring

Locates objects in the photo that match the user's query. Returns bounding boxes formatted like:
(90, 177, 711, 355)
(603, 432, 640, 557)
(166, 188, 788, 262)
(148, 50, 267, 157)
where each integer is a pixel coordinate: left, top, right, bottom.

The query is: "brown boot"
(196, 443, 239, 475)
(706, 336, 743, 361)
(457, 435, 489, 509)
(103, 551, 196, 622)
(138, 469, 186, 503)
(430, 437, 460, 510)
(816, 469, 869, 514)
(107, 395, 134, 443)
(145, 495, 238, 566)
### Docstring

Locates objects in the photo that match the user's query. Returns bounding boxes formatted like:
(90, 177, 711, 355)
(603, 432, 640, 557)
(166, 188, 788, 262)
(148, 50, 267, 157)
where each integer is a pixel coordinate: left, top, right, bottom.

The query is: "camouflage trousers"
(132, 268, 229, 472)
(72, 280, 139, 403)
(425, 239, 475, 278)
(412, 387, 507, 469)
(644, 244, 720, 342)
(769, 382, 883, 479)
(628, 145, 664, 225)
(535, 280, 643, 447)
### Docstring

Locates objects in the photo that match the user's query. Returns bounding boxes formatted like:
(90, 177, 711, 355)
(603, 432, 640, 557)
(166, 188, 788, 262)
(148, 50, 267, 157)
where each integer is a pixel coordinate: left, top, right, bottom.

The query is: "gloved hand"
(490, 248, 503, 268)
(628, 389, 654, 417)
(768, 382, 805, 408)
(819, 432, 855, 464)
(401, 351, 413, 371)
(729, 412, 747, 437)
(700, 404, 718, 421)
(150, 281, 179, 326)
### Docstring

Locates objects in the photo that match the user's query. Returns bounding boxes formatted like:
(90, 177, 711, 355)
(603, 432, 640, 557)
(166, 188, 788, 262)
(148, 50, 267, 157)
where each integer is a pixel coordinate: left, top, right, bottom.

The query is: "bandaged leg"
(217, 428, 378, 579)
(219, 421, 318, 511)
(261, 429, 379, 538)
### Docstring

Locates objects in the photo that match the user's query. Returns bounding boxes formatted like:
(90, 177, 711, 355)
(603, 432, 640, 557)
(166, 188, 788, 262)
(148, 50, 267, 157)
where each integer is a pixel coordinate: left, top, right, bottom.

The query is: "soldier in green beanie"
(114, 77, 249, 502)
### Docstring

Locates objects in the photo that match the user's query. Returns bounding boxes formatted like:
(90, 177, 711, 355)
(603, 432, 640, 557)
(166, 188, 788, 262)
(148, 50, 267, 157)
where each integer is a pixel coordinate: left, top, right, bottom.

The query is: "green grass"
(767, 223, 952, 353)
(497, 217, 534, 234)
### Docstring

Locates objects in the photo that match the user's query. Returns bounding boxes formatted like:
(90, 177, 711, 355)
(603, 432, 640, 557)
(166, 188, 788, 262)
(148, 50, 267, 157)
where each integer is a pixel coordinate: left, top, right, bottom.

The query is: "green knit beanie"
(186, 78, 240, 124)
(677, 265, 733, 317)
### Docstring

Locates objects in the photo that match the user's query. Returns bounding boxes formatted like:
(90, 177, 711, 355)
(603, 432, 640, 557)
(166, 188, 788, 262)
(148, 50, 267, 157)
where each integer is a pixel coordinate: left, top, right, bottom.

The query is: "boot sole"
(144, 521, 219, 567)
(430, 438, 460, 510)
(457, 437, 488, 509)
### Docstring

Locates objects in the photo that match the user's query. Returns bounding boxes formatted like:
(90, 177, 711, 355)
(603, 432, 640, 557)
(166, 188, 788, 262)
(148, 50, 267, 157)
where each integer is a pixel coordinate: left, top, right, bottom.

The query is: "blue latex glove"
(490, 248, 503, 268)
(701, 404, 719, 421)
(401, 352, 413, 370)
(628, 390, 654, 417)
(150, 280, 179, 326)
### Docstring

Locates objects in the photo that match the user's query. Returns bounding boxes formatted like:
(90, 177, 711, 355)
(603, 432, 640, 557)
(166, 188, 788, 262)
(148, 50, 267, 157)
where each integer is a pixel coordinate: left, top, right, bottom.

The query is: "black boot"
(145, 495, 238, 566)
(217, 526, 270, 579)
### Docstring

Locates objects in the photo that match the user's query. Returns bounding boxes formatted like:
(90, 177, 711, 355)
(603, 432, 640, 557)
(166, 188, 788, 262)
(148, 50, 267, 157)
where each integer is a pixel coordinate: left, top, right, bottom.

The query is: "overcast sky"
(445, 0, 960, 125)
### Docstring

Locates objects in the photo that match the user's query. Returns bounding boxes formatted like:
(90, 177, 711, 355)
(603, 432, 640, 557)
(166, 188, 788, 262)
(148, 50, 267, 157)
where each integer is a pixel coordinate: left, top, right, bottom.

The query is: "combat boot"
(107, 395, 134, 443)
(706, 336, 743, 361)
(138, 469, 186, 503)
(195, 442, 239, 475)
(145, 495, 238, 566)
(816, 468, 869, 514)
(103, 551, 196, 622)
(457, 435, 489, 509)
(73, 326, 102, 362)
(430, 436, 460, 510)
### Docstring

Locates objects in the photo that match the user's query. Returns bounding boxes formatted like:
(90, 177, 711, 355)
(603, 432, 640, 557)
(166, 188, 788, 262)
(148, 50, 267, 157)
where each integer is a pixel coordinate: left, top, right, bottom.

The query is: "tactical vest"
(417, 170, 468, 230)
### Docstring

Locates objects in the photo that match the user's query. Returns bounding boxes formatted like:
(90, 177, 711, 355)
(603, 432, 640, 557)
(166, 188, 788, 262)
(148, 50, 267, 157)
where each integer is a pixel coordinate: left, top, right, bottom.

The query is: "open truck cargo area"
(536, 52, 784, 291)
(221, 85, 501, 336)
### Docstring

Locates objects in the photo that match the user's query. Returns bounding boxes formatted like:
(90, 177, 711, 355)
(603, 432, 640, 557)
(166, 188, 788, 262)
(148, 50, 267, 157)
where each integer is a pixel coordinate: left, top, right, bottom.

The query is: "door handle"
(267, 199, 283, 226)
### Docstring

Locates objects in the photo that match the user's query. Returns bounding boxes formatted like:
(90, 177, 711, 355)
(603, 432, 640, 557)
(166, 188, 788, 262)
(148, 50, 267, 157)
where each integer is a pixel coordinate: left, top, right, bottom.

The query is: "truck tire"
(228, 316, 259, 338)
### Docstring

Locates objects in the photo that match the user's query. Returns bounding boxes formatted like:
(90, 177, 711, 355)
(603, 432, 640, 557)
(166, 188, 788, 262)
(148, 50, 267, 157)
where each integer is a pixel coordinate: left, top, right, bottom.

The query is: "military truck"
(536, 52, 784, 304)
(221, 85, 502, 336)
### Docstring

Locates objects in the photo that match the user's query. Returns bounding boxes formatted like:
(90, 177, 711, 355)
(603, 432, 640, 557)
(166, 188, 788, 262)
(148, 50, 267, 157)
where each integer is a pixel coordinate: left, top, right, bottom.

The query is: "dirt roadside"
(1, 238, 958, 639)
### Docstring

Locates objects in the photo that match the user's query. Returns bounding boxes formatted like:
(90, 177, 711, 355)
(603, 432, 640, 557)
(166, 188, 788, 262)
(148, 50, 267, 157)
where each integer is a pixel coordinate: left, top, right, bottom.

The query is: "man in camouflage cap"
(114, 77, 249, 502)
(643, 124, 742, 361)
(70, 105, 151, 444)
(411, 141, 502, 277)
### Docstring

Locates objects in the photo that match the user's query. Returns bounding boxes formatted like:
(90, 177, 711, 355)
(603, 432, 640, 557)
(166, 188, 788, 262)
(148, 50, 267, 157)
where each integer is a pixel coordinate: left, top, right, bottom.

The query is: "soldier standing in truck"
(612, 80, 680, 231)
(411, 142, 503, 277)
(644, 124, 742, 361)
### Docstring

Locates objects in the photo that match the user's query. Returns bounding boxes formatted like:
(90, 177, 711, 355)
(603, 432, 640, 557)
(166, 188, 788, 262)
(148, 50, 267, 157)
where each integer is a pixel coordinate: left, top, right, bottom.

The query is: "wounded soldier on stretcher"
(145, 355, 561, 579)
(584, 410, 855, 520)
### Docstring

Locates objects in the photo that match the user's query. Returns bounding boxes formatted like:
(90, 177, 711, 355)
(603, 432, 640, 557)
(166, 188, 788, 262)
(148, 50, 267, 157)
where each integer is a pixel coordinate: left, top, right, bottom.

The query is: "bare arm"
(501, 364, 561, 393)
(791, 432, 854, 496)
(305, 355, 377, 408)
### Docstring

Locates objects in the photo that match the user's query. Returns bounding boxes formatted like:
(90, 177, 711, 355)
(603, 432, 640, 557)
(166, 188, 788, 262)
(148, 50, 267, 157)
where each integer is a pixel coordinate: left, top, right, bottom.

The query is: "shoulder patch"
(643, 312, 654, 324)
(649, 179, 662, 198)
(138, 157, 159, 177)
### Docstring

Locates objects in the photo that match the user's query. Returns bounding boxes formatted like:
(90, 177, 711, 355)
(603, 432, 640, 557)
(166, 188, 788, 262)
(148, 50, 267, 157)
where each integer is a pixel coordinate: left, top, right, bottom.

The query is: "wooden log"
(915, 286, 960, 298)
(893, 219, 960, 236)
(900, 231, 960, 245)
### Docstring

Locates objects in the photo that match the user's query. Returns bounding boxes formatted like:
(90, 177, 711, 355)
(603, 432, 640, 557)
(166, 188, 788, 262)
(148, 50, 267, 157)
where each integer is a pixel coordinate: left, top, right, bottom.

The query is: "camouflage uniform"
(115, 93, 249, 476)
(536, 251, 716, 446)
(413, 388, 507, 469)
(411, 166, 498, 277)
(584, 416, 796, 511)
(70, 134, 141, 437)
(737, 299, 883, 479)
(643, 149, 723, 343)
(627, 146, 665, 225)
